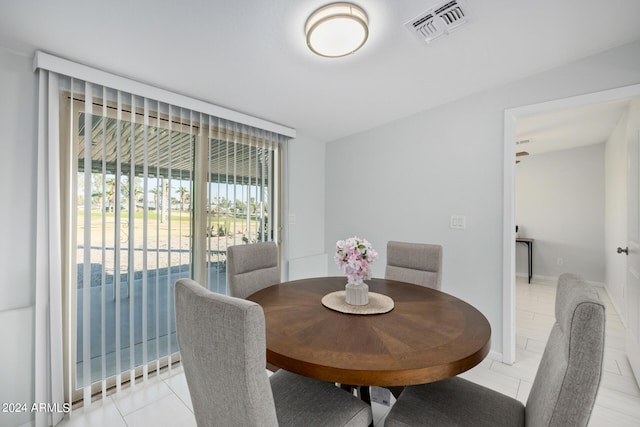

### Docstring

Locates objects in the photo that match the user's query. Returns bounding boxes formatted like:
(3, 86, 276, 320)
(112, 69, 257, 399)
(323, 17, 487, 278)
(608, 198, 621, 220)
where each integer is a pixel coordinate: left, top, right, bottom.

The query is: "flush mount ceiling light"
(305, 3, 369, 58)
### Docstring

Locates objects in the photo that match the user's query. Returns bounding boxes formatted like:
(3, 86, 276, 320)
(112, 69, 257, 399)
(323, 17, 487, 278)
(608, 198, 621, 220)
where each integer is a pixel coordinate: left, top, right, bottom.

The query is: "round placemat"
(321, 291, 394, 315)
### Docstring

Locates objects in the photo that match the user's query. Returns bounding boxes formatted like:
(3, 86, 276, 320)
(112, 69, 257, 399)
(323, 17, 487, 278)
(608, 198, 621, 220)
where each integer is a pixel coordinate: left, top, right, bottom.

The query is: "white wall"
(325, 39, 640, 358)
(605, 107, 629, 322)
(0, 46, 38, 427)
(515, 144, 605, 282)
(3, 36, 640, 421)
(286, 134, 328, 279)
(0, 45, 330, 426)
(606, 99, 640, 323)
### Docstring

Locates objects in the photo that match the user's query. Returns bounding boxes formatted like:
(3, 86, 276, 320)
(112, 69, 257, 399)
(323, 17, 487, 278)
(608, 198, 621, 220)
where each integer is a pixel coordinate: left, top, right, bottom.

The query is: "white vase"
(345, 283, 369, 306)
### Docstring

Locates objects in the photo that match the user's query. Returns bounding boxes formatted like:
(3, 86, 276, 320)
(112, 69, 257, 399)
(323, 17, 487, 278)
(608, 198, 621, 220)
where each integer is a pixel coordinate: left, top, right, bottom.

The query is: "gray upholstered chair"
(227, 241, 279, 299)
(175, 278, 372, 427)
(385, 241, 443, 290)
(384, 273, 605, 427)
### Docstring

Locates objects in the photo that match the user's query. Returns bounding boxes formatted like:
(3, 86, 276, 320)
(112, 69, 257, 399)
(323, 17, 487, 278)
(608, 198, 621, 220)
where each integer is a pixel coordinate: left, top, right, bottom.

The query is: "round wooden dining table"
(247, 277, 491, 387)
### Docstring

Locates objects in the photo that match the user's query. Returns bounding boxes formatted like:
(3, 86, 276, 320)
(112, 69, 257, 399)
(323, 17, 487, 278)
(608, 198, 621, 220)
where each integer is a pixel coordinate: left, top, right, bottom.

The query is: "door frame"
(502, 83, 640, 364)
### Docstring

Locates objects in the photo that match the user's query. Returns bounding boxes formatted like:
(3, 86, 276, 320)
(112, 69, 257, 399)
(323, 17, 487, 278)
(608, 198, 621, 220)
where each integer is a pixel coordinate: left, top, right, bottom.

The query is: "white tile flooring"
(55, 277, 640, 427)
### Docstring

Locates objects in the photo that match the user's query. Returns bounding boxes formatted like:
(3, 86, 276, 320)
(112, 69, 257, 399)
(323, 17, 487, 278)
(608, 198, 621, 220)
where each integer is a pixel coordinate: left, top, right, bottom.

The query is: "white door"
(627, 127, 640, 382)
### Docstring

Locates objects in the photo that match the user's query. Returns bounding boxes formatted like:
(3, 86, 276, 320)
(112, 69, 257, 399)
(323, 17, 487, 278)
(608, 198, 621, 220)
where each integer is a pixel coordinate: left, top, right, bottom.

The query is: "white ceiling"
(1, 0, 640, 143)
(516, 99, 633, 157)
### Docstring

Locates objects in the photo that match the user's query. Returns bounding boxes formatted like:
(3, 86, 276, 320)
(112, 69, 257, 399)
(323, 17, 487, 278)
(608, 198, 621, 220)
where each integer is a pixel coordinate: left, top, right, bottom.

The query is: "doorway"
(502, 83, 640, 365)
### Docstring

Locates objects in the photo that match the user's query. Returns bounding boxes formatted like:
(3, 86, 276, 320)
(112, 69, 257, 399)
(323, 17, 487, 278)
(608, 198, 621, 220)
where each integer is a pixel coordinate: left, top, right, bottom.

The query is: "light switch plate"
(450, 215, 466, 229)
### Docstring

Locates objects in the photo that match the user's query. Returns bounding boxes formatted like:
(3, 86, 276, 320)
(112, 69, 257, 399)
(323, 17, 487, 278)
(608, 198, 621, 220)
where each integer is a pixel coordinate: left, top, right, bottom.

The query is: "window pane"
(204, 136, 274, 293)
(68, 93, 284, 402)
(75, 111, 194, 387)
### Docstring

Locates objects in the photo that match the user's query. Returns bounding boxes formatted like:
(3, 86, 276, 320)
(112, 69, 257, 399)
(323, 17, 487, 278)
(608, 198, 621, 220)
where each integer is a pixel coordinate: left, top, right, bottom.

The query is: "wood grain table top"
(247, 277, 491, 387)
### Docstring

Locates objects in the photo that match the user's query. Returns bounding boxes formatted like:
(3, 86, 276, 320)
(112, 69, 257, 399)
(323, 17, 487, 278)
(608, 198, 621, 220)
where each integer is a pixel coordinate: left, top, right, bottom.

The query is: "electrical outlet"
(370, 386, 391, 406)
(557, 257, 563, 266)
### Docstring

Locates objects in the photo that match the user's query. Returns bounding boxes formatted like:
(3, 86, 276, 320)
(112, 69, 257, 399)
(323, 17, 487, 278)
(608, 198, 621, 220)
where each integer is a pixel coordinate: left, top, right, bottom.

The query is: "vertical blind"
(35, 52, 292, 413)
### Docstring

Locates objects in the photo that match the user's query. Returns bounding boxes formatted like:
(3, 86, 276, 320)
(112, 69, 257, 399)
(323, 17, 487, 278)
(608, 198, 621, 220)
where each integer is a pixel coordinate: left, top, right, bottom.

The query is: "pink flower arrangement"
(334, 237, 378, 285)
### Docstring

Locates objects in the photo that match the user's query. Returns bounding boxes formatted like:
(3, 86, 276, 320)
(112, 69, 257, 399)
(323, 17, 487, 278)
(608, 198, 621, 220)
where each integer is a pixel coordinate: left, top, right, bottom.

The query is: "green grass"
(79, 209, 264, 229)
(84, 210, 189, 223)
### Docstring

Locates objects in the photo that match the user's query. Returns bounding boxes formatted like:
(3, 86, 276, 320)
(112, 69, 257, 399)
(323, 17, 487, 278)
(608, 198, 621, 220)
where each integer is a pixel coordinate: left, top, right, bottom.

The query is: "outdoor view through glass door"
(68, 95, 278, 400)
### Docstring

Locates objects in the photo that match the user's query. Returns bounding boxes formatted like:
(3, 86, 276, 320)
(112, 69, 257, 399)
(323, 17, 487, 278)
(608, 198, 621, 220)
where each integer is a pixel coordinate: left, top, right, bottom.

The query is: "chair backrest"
(525, 273, 605, 427)
(384, 241, 443, 290)
(174, 278, 279, 427)
(227, 241, 280, 299)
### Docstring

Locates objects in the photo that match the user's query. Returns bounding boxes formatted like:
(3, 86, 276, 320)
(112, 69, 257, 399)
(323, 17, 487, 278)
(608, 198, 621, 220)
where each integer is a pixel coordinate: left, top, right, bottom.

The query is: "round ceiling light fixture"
(305, 3, 369, 58)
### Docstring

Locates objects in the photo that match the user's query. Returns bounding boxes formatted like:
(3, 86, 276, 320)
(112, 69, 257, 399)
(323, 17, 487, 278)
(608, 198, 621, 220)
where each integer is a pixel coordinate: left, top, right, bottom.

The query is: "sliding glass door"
(202, 129, 277, 293)
(65, 89, 280, 403)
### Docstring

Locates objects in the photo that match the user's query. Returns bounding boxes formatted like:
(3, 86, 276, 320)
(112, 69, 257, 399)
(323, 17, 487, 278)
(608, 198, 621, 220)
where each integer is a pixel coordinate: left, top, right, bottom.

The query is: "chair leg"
(388, 385, 404, 399)
(340, 384, 372, 405)
(357, 386, 371, 405)
(340, 383, 354, 393)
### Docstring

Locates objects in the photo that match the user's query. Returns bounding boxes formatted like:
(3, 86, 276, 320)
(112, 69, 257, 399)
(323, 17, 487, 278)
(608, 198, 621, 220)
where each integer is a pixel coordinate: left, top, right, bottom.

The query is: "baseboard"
(516, 273, 555, 284)
(0, 306, 34, 427)
(488, 350, 503, 363)
(532, 274, 557, 284)
(517, 273, 605, 287)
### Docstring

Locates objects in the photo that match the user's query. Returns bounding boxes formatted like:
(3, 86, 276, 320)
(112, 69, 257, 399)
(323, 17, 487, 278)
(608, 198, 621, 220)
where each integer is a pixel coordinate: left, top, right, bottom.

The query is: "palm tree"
(134, 186, 143, 211)
(105, 177, 117, 212)
(150, 187, 159, 209)
(177, 187, 189, 211)
(90, 174, 104, 211)
(91, 191, 104, 212)
(122, 178, 144, 212)
(151, 181, 170, 222)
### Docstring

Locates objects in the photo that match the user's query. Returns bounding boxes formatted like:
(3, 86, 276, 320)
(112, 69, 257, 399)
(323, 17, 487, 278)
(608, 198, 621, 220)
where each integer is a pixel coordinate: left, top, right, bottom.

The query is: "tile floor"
(54, 277, 640, 426)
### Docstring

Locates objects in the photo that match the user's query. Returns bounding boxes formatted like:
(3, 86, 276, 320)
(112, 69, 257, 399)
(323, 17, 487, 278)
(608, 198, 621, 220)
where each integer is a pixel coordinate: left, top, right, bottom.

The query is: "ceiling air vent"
(405, 0, 468, 43)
